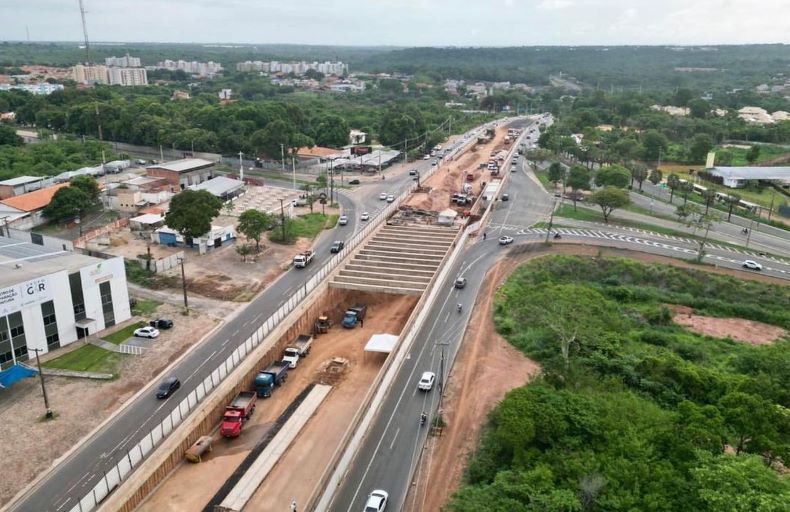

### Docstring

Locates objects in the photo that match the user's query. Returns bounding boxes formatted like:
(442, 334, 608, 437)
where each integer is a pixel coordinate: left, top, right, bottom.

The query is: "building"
(0, 83, 64, 95)
(108, 67, 148, 86)
(0, 183, 70, 230)
(154, 60, 223, 77)
(171, 90, 190, 101)
(219, 89, 232, 100)
(0, 176, 56, 199)
(154, 224, 235, 253)
(349, 130, 367, 145)
(0, 236, 131, 367)
(189, 176, 244, 200)
(105, 55, 141, 67)
(72, 64, 109, 84)
(146, 158, 215, 191)
(707, 166, 790, 188)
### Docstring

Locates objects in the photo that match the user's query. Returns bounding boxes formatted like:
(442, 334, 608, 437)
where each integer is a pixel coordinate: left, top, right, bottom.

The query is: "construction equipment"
(314, 314, 333, 334)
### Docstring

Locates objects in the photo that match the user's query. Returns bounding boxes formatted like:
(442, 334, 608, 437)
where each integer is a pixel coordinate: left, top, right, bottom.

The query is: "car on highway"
(361, 212, 370, 221)
(134, 326, 160, 338)
(742, 260, 763, 271)
(330, 240, 345, 253)
(364, 489, 389, 511)
(349, 179, 361, 185)
(338, 215, 348, 226)
(499, 235, 514, 245)
(156, 376, 180, 399)
(418, 371, 436, 391)
(379, 192, 388, 200)
(149, 318, 173, 329)
(386, 194, 395, 203)
(423, 154, 431, 160)
(454, 276, 467, 289)
(501, 193, 509, 201)
(409, 169, 418, 176)
(432, 160, 438, 166)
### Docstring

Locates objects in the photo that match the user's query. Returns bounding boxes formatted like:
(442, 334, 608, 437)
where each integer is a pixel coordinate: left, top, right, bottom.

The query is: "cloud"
(537, 0, 574, 10)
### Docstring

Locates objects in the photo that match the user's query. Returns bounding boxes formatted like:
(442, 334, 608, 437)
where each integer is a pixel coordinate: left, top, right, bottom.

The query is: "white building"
(108, 67, 148, 86)
(105, 55, 142, 67)
(154, 60, 223, 77)
(72, 64, 109, 84)
(0, 236, 131, 366)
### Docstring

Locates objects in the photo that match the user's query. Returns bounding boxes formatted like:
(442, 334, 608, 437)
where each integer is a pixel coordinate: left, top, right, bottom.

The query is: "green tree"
(691, 454, 790, 512)
(700, 187, 717, 215)
(679, 180, 694, 205)
(314, 114, 349, 148)
(648, 168, 663, 186)
(595, 164, 631, 189)
(237, 209, 272, 251)
(688, 99, 709, 119)
(70, 175, 100, 203)
(0, 124, 23, 146)
(642, 129, 669, 160)
(714, 149, 733, 166)
(667, 173, 681, 203)
(745, 145, 761, 164)
(42, 186, 91, 222)
(725, 192, 741, 221)
(164, 189, 223, 242)
(689, 134, 713, 163)
(589, 187, 630, 223)
(567, 165, 591, 210)
(628, 162, 649, 191)
(547, 162, 564, 190)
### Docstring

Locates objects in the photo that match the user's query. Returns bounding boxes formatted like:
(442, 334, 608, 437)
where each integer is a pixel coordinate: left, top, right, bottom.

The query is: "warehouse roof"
(709, 166, 790, 180)
(0, 236, 101, 287)
(190, 176, 244, 197)
(0, 176, 45, 187)
(147, 158, 214, 173)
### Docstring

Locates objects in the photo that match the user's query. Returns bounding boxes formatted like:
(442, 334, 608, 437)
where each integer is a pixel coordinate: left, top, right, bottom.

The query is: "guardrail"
(64, 167, 427, 512)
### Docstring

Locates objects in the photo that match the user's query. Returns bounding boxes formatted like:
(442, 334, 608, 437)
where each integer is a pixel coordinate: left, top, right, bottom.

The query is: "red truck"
(220, 391, 257, 438)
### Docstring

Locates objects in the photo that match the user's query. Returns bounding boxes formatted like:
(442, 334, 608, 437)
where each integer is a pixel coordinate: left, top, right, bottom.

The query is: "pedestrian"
(483, 232, 487, 240)
(360, 318, 364, 328)
(291, 499, 297, 512)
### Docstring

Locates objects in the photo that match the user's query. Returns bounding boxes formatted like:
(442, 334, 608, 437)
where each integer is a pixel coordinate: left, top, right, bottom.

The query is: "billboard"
(0, 276, 54, 317)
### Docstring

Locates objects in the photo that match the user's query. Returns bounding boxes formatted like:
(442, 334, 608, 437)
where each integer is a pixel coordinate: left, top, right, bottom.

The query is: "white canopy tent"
(364, 334, 399, 354)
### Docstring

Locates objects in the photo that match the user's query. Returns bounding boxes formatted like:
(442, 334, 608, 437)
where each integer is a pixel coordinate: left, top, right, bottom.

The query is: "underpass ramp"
(215, 384, 332, 512)
(331, 223, 458, 295)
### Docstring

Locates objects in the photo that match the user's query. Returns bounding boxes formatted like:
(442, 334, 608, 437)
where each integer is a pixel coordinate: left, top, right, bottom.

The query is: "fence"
(117, 344, 148, 356)
(65, 156, 430, 512)
(136, 251, 184, 274)
(110, 141, 221, 164)
(73, 218, 130, 249)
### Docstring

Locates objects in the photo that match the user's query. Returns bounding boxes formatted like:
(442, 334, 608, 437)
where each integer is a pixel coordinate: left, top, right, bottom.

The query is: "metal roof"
(710, 166, 790, 180)
(0, 176, 45, 187)
(190, 176, 244, 197)
(147, 158, 214, 173)
(0, 236, 102, 288)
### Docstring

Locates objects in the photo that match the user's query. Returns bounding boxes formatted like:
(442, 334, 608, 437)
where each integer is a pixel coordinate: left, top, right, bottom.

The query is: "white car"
(742, 260, 763, 271)
(338, 215, 348, 226)
(364, 490, 388, 512)
(134, 326, 160, 339)
(418, 371, 436, 391)
(423, 154, 431, 160)
(379, 192, 388, 200)
(361, 212, 370, 221)
(498, 235, 514, 245)
(386, 194, 395, 203)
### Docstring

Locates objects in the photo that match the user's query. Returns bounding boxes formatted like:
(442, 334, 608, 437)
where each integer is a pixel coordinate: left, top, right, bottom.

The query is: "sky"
(3, 0, 790, 47)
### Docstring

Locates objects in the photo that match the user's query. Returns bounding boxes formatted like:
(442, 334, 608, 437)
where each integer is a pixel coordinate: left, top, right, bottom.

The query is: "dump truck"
(282, 334, 313, 368)
(293, 251, 315, 268)
(254, 361, 289, 397)
(342, 303, 368, 328)
(220, 391, 257, 438)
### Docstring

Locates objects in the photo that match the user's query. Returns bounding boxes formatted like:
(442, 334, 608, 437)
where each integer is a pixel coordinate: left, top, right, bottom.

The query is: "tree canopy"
(164, 189, 223, 241)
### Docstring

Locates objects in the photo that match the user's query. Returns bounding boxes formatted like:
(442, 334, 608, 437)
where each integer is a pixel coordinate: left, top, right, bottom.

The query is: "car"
(423, 154, 431, 160)
(361, 212, 370, 221)
(432, 160, 438, 166)
(149, 318, 173, 329)
(349, 179, 361, 185)
(338, 215, 348, 226)
(501, 193, 509, 201)
(386, 194, 395, 203)
(134, 326, 160, 338)
(408, 169, 418, 176)
(379, 192, 388, 200)
(499, 235, 514, 245)
(454, 277, 467, 289)
(418, 371, 436, 391)
(364, 489, 389, 512)
(742, 260, 763, 271)
(330, 240, 345, 253)
(156, 376, 180, 399)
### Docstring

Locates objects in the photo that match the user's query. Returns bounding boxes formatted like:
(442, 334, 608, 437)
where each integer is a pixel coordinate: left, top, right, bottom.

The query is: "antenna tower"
(78, 0, 91, 64)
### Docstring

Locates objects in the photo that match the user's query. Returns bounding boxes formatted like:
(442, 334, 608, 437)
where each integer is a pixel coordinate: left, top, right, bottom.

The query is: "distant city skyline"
(3, 0, 790, 47)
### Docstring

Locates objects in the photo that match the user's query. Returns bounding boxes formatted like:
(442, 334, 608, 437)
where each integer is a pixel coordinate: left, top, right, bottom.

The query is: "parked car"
(386, 194, 395, 203)
(742, 260, 763, 271)
(454, 277, 467, 289)
(418, 371, 436, 391)
(134, 326, 160, 338)
(423, 154, 431, 160)
(349, 179, 361, 185)
(364, 490, 389, 512)
(499, 235, 514, 245)
(330, 240, 345, 253)
(149, 318, 173, 329)
(156, 376, 180, 399)
(409, 169, 418, 176)
(361, 212, 370, 221)
(379, 192, 388, 200)
(501, 193, 509, 201)
(338, 215, 348, 226)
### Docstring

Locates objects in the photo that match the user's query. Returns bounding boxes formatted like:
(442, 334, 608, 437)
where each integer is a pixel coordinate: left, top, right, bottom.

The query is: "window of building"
(99, 281, 115, 328)
(69, 272, 86, 321)
(13, 345, 27, 358)
(30, 232, 44, 246)
(46, 333, 60, 347)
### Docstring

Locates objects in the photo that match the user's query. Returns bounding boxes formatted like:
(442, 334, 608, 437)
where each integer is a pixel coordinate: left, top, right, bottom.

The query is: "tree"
(642, 129, 669, 160)
(0, 124, 23, 146)
(715, 148, 733, 166)
(164, 189, 223, 242)
(688, 99, 709, 119)
(648, 169, 663, 186)
(725, 193, 741, 221)
(628, 162, 649, 191)
(589, 187, 630, 223)
(237, 209, 271, 251)
(700, 187, 717, 214)
(70, 175, 100, 203)
(314, 114, 349, 148)
(689, 134, 713, 163)
(42, 186, 91, 222)
(595, 164, 631, 189)
(667, 173, 681, 203)
(746, 145, 761, 164)
(567, 165, 591, 210)
(679, 180, 694, 205)
(547, 162, 564, 190)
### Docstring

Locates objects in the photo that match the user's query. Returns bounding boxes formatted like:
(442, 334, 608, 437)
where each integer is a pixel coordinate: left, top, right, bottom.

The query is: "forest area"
(447, 255, 790, 512)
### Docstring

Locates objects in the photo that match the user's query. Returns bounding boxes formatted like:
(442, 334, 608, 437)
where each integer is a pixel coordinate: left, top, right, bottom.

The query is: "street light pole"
(30, 348, 53, 419)
(280, 144, 286, 172)
(279, 198, 286, 240)
(545, 199, 557, 243)
(177, 256, 188, 311)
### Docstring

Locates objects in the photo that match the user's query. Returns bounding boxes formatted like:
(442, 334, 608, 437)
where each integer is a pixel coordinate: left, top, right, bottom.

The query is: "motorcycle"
(420, 412, 427, 426)
(456, 303, 463, 313)
(553, 232, 562, 239)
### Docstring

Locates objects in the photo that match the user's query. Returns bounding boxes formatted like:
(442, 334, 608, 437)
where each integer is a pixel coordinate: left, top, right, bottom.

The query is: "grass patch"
(103, 321, 146, 345)
(269, 213, 338, 244)
(43, 345, 125, 375)
(533, 169, 553, 190)
(131, 298, 160, 317)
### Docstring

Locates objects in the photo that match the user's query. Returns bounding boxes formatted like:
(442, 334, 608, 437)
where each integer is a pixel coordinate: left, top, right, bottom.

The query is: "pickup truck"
(254, 361, 289, 397)
(293, 251, 314, 268)
(220, 391, 257, 438)
(282, 334, 313, 368)
(342, 303, 368, 328)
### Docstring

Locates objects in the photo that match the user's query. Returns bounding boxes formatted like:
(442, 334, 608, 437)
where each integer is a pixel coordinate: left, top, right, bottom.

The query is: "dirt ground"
(407, 256, 540, 512)
(0, 303, 219, 508)
(405, 126, 510, 213)
(137, 293, 419, 512)
(669, 306, 787, 345)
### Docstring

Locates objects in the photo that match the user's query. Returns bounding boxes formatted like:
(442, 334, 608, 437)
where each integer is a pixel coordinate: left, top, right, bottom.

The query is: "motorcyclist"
(553, 232, 562, 239)
(457, 303, 462, 313)
(420, 411, 427, 425)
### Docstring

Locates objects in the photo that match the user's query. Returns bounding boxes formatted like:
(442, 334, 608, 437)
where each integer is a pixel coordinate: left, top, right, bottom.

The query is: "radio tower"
(78, 0, 91, 64)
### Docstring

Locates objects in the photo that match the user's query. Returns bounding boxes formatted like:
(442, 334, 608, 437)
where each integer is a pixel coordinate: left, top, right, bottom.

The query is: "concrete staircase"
(330, 223, 458, 295)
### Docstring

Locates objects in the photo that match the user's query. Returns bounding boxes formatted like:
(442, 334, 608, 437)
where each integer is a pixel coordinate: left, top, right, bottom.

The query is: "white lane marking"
(389, 428, 401, 450)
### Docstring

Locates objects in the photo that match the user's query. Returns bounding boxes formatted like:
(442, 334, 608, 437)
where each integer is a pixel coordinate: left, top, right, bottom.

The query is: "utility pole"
(238, 151, 244, 182)
(279, 198, 286, 240)
(30, 348, 53, 419)
(291, 156, 296, 190)
(176, 256, 188, 311)
(280, 144, 286, 172)
(768, 189, 776, 221)
(159, 145, 164, 162)
(436, 340, 450, 417)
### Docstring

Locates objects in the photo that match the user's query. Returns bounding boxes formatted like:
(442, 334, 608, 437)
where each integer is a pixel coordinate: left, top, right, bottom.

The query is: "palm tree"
(667, 173, 680, 203)
(725, 193, 741, 221)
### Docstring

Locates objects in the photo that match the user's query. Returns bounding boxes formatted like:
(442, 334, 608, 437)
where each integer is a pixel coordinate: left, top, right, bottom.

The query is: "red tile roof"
(0, 183, 69, 212)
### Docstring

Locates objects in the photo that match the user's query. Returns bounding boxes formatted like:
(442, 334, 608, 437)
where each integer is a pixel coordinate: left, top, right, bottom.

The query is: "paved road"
(8, 124, 488, 512)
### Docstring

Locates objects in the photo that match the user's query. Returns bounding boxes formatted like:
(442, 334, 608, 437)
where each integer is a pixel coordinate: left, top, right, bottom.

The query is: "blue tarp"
(0, 363, 37, 389)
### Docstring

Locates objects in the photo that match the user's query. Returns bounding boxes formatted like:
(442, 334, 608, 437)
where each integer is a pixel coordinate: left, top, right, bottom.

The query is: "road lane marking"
(389, 428, 401, 450)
